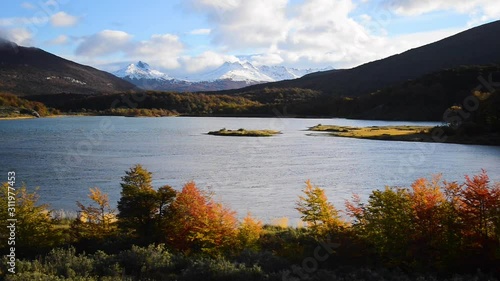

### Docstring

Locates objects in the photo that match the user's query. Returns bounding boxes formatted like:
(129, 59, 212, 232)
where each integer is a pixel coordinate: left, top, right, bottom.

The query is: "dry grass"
(309, 124, 433, 142)
(271, 217, 289, 228)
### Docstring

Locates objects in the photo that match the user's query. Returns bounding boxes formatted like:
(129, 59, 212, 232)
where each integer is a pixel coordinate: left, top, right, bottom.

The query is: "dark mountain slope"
(0, 40, 136, 96)
(232, 20, 500, 96)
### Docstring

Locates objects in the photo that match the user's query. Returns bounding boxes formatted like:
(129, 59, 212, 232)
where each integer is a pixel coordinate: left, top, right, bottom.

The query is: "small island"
(309, 124, 434, 142)
(308, 124, 500, 145)
(208, 128, 281, 137)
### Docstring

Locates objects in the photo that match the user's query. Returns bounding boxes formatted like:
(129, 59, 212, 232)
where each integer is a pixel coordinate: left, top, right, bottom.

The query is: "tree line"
(0, 166, 499, 280)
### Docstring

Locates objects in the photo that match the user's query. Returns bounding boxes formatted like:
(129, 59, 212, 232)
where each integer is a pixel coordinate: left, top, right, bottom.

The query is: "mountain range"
(113, 60, 329, 92)
(1, 20, 500, 123)
(0, 39, 136, 96)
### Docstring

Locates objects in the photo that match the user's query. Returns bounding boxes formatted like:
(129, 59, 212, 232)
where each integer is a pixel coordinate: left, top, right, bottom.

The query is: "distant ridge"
(0, 40, 136, 96)
(234, 20, 500, 96)
(113, 60, 331, 92)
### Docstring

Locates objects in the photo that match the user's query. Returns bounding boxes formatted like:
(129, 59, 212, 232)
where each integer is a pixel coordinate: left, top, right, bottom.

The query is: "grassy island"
(309, 124, 500, 145)
(309, 124, 435, 141)
(208, 128, 281, 137)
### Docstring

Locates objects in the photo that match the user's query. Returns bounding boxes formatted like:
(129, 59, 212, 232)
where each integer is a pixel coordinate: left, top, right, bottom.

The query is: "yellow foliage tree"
(296, 180, 343, 235)
(237, 213, 263, 251)
(71, 187, 116, 241)
(0, 183, 62, 254)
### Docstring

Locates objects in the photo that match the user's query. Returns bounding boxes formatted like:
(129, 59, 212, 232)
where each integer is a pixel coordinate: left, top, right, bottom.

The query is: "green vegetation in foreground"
(1, 166, 499, 280)
(208, 128, 281, 136)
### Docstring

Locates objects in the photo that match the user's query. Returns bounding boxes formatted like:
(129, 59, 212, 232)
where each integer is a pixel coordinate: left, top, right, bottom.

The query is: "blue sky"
(0, 0, 498, 76)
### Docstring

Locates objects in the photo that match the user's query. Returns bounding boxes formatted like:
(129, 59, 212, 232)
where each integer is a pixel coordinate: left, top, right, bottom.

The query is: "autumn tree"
(0, 184, 62, 255)
(168, 181, 238, 256)
(296, 180, 342, 235)
(155, 185, 177, 232)
(360, 187, 413, 266)
(459, 170, 500, 241)
(345, 193, 365, 226)
(407, 176, 450, 269)
(116, 165, 177, 243)
(71, 187, 116, 241)
(237, 213, 263, 252)
(440, 171, 500, 271)
(410, 176, 447, 239)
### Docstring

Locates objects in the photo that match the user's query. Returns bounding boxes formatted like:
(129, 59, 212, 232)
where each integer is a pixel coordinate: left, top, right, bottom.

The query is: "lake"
(1, 116, 499, 223)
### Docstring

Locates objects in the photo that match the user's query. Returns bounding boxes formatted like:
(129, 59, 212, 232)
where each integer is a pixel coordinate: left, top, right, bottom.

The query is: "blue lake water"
(1, 116, 499, 223)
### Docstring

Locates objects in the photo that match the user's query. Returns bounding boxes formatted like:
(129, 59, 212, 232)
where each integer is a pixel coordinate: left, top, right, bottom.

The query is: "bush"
(117, 244, 174, 279)
(180, 257, 266, 281)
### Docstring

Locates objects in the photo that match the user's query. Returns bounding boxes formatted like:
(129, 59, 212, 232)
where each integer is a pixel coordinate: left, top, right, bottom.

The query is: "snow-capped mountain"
(258, 65, 310, 81)
(113, 61, 172, 81)
(190, 61, 274, 82)
(113, 61, 332, 92)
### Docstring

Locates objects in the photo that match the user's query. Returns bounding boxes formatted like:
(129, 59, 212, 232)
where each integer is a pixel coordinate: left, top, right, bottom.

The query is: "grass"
(309, 124, 433, 142)
(309, 124, 500, 145)
(208, 128, 281, 137)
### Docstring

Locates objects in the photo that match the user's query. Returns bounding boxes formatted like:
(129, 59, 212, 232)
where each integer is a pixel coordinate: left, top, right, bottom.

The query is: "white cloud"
(0, 16, 48, 27)
(131, 34, 184, 69)
(188, 0, 289, 48)
(70, 0, 496, 74)
(190, 28, 211, 35)
(185, 0, 378, 68)
(384, 0, 500, 24)
(76, 30, 132, 56)
(250, 53, 284, 66)
(75, 30, 184, 69)
(273, 0, 387, 68)
(0, 27, 33, 46)
(47, 34, 69, 45)
(179, 51, 238, 73)
(182, 0, 482, 69)
(50, 11, 79, 27)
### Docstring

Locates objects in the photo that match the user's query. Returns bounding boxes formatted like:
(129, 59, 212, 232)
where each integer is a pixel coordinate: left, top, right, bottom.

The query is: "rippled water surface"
(1, 116, 499, 222)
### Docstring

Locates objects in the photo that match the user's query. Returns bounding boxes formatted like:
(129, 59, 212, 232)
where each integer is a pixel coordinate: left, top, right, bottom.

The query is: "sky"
(0, 0, 499, 77)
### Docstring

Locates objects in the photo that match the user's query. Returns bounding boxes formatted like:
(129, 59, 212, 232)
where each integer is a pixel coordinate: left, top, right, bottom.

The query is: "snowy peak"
(258, 65, 300, 81)
(114, 60, 330, 84)
(113, 61, 171, 81)
(192, 61, 274, 83)
(136, 61, 150, 69)
(112, 60, 333, 91)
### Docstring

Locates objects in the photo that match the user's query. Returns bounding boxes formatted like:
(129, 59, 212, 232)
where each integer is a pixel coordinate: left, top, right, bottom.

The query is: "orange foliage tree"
(345, 171, 500, 272)
(167, 181, 238, 256)
(459, 170, 500, 241)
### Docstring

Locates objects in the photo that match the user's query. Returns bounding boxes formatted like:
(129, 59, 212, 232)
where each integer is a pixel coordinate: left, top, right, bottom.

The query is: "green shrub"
(117, 244, 174, 280)
(180, 257, 266, 281)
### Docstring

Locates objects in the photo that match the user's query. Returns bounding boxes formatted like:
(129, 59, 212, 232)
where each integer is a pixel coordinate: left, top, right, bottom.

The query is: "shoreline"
(0, 115, 37, 120)
(308, 124, 500, 146)
(0, 112, 444, 122)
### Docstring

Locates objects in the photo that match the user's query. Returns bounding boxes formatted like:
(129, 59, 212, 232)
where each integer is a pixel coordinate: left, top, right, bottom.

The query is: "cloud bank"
(71, 0, 496, 73)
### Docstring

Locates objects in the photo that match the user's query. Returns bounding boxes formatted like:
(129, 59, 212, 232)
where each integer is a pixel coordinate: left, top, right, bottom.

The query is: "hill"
(232, 20, 500, 97)
(0, 39, 136, 96)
